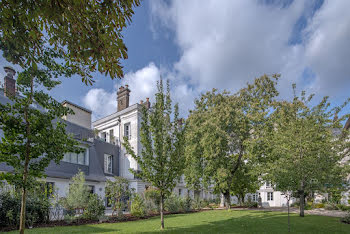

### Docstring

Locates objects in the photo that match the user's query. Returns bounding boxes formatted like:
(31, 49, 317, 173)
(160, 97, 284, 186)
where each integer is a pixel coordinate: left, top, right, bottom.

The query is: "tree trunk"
(299, 183, 305, 217)
(19, 185, 27, 234)
(160, 194, 164, 229)
(224, 191, 231, 210)
(287, 198, 290, 232)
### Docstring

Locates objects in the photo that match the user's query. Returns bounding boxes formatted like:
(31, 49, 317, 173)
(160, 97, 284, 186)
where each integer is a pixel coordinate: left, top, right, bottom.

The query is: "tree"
(264, 85, 350, 217)
(60, 171, 90, 215)
(184, 74, 279, 209)
(0, 51, 82, 233)
(230, 162, 260, 205)
(0, 0, 141, 83)
(123, 80, 185, 229)
(105, 176, 133, 216)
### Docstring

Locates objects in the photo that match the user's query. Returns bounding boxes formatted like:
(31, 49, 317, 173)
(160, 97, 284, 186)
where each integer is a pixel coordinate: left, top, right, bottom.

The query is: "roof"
(92, 103, 141, 126)
(62, 100, 92, 113)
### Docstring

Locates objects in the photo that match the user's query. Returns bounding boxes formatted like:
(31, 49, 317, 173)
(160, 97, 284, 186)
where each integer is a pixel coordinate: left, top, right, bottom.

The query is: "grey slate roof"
(0, 89, 119, 182)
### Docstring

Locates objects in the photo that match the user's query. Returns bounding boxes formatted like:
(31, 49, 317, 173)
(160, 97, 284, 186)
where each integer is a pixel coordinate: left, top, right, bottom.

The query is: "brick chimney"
(117, 85, 130, 112)
(4, 66, 16, 98)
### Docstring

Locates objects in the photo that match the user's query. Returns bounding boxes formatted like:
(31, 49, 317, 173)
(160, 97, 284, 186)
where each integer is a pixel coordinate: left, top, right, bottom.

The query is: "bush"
(314, 203, 325, 209)
(165, 193, 184, 213)
(82, 194, 105, 220)
(341, 211, 350, 224)
(336, 204, 350, 211)
(131, 194, 146, 217)
(144, 188, 161, 214)
(244, 201, 258, 208)
(192, 197, 204, 210)
(0, 184, 50, 229)
(184, 196, 193, 212)
(291, 201, 299, 207)
(325, 203, 338, 210)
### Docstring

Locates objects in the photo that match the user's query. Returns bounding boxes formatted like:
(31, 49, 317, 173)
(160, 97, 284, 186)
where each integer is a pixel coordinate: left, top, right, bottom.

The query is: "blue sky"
(1, 0, 350, 120)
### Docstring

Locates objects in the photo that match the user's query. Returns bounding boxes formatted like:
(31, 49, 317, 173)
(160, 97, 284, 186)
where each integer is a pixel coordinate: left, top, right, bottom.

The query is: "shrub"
(0, 184, 50, 229)
(336, 204, 350, 211)
(164, 193, 184, 213)
(184, 196, 193, 212)
(131, 193, 146, 217)
(105, 177, 132, 216)
(314, 203, 325, 209)
(144, 188, 161, 214)
(244, 201, 258, 208)
(325, 203, 338, 210)
(341, 211, 350, 224)
(291, 201, 300, 207)
(82, 194, 105, 220)
(192, 197, 204, 210)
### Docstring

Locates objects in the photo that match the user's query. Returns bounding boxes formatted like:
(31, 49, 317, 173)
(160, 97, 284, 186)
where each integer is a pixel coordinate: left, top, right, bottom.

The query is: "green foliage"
(60, 171, 90, 215)
(314, 203, 325, 209)
(164, 193, 185, 213)
(264, 84, 350, 217)
(82, 194, 105, 220)
(192, 197, 204, 210)
(0, 183, 51, 229)
(123, 80, 185, 228)
(131, 193, 146, 218)
(184, 74, 280, 207)
(144, 187, 161, 213)
(341, 211, 350, 224)
(105, 177, 132, 216)
(0, 0, 141, 82)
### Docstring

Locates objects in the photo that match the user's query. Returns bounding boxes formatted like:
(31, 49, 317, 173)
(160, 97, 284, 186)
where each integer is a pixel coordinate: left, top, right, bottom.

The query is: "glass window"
(104, 154, 113, 173)
(71, 153, 78, 164)
(267, 192, 274, 201)
(124, 123, 131, 139)
(179, 189, 182, 196)
(266, 181, 271, 188)
(88, 185, 95, 194)
(109, 129, 114, 144)
(63, 153, 70, 162)
(78, 152, 85, 165)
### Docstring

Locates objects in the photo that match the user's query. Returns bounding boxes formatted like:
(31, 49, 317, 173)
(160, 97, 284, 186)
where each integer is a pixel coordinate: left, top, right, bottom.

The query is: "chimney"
(117, 85, 130, 112)
(145, 97, 151, 109)
(4, 66, 16, 98)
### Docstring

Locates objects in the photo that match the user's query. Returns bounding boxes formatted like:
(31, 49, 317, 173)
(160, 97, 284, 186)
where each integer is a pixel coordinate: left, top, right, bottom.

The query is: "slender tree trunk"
(299, 182, 305, 217)
(287, 197, 290, 233)
(20, 77, 33, 234)
(224, 191, 231, 210)
(160, 194, 164, 229)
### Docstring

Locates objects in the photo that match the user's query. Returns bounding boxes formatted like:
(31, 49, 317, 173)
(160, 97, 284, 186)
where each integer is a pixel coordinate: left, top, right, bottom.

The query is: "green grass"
(9, 210, 350, 233)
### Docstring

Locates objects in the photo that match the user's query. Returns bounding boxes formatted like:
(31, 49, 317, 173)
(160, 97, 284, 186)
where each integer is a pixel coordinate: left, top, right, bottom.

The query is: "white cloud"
(83, 63, 161, 120)
(303, 0, 350, 97)
(150, 0, 350, 102)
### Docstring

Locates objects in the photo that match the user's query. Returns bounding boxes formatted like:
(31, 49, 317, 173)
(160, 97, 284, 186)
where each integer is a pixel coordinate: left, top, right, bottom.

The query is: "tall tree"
(264, 85, 350, 217)
(184, 74, 279, 209)
(123, 80, 185, 229)
(0, 2, 140, 233)
(0, 0, 140, 83)
(0, 50, 82, 233)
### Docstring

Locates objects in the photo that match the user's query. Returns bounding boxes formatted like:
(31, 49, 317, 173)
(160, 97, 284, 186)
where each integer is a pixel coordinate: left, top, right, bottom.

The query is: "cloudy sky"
(1, 0, 349, 120)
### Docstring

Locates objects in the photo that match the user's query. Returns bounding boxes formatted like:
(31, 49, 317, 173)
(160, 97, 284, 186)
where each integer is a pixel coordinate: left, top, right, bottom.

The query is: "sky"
(1, 0, 350, 121)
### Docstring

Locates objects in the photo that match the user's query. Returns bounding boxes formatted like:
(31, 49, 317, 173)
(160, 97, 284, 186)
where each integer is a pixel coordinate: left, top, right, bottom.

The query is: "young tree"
(264, 85, 350, 217)
(184, 74, 279, 209)
(123, 80, 185, 229)
(105, 176, 133, 216)
(61, 171, 90, 215)
(0, 51, 82, 234)
(0, 0, 141, 83)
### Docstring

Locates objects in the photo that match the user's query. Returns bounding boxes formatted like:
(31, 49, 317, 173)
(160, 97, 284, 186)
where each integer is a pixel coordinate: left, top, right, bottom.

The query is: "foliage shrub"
(336, 204, 350, 211)
(144, 188, 161, 213)
(192, 197, 204, 210)
(325, 203, 338, 210)
(0, 184, 50, 229)
(244, 201, 258, 208)
(314, 203, 325, 209)
(82, 194, 105, 220)
(291, 201, 300, 207)
(184, 196, 193, 212)
(164, 193, 184, 213)
(341, 211, 350, 224)
(131, 193, 146, 217)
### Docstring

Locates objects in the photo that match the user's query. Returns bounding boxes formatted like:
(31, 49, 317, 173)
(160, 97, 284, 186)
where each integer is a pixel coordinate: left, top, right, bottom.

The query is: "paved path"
(248, 207, 348, 218)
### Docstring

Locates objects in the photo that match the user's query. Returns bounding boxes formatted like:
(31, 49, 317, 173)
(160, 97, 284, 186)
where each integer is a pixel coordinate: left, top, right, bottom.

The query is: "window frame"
(124, 123, 131, 139)
(104, 154, 113, 174)
(267, 192, 274, 201)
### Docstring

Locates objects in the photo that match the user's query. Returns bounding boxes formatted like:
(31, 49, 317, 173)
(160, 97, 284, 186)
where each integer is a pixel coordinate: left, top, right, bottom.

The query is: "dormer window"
(104, 154, 113, 174)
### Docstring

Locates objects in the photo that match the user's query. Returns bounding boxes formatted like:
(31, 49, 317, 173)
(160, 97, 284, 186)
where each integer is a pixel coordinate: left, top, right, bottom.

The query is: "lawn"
(9, 210, 350, 233)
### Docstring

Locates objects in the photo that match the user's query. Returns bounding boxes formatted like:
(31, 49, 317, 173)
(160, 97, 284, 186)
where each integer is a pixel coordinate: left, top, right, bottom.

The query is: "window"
(179, 189, 182, 196)
(62, 149, 88, 165)
(104, 154, 113, 173)
(252, 193, 257, 202)
(124, 123, 131, 139)
(266, 181, 271, 188)
(88, 185, 95, 194)
(101, 132, 107, 142)
(267, 192, 274, 201)
(109, 129, 114, 144)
